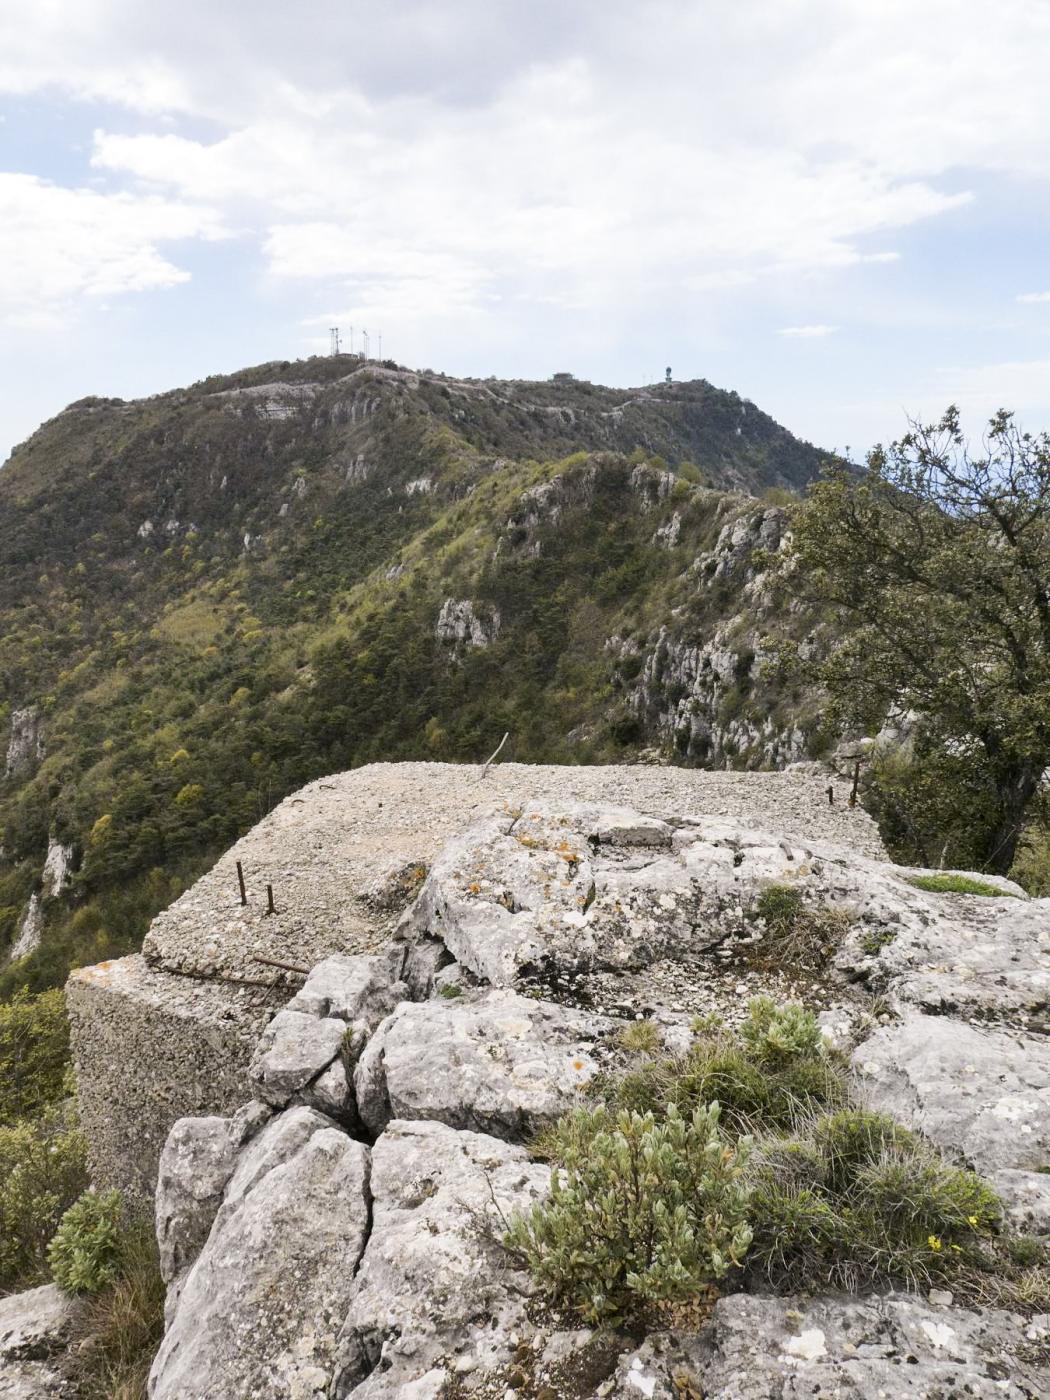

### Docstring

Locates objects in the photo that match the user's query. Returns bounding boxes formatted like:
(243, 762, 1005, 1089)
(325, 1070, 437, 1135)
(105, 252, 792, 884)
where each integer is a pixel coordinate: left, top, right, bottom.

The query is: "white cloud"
(1016, 292, 1050, 304)
(778, 325, 838, 338)
(4, 0, 1050, 448)
(3, 0, 1033, 333)
(0, 174, 227, 326)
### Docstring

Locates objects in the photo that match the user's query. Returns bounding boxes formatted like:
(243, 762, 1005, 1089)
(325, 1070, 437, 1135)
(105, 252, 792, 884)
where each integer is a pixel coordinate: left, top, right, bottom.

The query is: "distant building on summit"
(551, 371, 575, 383)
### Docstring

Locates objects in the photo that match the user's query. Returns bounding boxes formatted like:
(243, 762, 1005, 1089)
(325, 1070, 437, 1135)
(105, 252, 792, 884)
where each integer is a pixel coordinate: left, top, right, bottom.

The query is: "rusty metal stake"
(266, 884, 276, 916)
(849, 760, 861, 808)
(826, 785, 834, 806)
(236, 860, 248, 906)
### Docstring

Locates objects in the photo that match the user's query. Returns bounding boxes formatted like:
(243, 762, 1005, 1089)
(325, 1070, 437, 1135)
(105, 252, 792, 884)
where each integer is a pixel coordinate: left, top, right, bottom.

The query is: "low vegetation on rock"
(906, 872, 1015, 898)
(505, 1101, 753, 1324)
(48, 1188, 125, 1295)
(510, 1000, 1048, 1323)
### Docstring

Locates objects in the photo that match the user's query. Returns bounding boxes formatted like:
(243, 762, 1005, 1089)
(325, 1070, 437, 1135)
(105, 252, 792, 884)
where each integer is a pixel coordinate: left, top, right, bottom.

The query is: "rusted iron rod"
(251, 955, 309, 976)
(236, 860, 248, 906)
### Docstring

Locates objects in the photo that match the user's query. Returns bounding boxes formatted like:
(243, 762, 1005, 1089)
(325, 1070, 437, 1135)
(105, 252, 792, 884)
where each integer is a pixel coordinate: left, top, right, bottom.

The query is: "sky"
(2, 0, 1050, 463)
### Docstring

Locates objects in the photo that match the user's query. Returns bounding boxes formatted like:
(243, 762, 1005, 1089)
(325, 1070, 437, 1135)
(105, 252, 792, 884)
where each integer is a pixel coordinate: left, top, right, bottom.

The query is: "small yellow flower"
(967, 1215, 979, 1226)
(950, 1244, 962, 1253)
(927, 1235, 942, 1251)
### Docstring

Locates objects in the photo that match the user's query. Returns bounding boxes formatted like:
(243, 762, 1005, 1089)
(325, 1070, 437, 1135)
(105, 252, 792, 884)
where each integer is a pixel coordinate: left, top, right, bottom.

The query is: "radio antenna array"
(329, 326, 341, 357)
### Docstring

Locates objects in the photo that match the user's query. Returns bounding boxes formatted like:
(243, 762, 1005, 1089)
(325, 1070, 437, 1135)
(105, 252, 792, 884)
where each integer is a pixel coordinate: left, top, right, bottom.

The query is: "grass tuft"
(907, 873, 1016, 898)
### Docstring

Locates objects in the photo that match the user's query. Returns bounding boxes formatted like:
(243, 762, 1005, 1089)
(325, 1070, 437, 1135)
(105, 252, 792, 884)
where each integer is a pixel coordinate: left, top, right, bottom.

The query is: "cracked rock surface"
(331, 1119, 549, 1397)
(354, 988, 614, 1140)
(611, 1293, 1050, 1398)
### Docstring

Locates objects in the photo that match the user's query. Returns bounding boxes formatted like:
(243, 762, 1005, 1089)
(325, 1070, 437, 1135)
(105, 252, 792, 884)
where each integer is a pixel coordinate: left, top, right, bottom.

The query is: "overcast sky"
(2, 0, 1050, 463)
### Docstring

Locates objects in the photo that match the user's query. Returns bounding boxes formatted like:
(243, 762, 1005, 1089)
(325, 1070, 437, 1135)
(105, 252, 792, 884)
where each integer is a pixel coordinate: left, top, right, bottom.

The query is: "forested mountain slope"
(0, 357, 834, 990)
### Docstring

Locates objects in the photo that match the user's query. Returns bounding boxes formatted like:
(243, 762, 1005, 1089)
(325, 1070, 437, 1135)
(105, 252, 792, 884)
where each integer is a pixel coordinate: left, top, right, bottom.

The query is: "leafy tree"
(787, 407, 1050, 873)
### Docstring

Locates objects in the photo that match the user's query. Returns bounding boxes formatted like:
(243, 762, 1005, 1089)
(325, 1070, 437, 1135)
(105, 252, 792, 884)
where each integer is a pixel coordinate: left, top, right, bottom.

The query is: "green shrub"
(607, 1002, 844, 1135)
(616, 1020, 663, 1054)
(755, 885, 805, 936)
(739, 997, 824, 1067)
(746, 1110, 1003, 1292)
(1011, 822, 1050, 897)
(67, 1218, 166, 1400)
(506, 1102, 752, 1323)
(0, 1105, 88, 1290)
(0, 987, 71, 1126)
(519, 1002, 1041, 1314)
(750, 887, 852, 968)
(49, 1188, 125, 1294)
(907, 872, 1015, 898)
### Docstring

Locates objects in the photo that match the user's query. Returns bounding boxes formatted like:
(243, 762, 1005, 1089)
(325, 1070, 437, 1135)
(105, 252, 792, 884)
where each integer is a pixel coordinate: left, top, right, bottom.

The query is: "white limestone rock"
(609, 1293, 1048, 1398)
(150, 1107, 370, 1400)
(0, 1284, 75, 1400)
(353, 988, 613, 1141)
(853, 1012, 1050, 1178)
(434, 599, 500, 650)
(154, 1101, 271, 1288)
(4, 707, 44, 779)
(248, 1010, 347, 1106)
(41, 837, 74, 899)
(330, 1119, 549, 1398)
(288, 952, 408, 1030)
(6, 895, 43, 965)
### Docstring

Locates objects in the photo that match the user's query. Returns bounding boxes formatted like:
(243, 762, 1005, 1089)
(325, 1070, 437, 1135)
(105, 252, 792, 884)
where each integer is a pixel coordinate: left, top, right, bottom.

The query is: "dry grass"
(65, 1221, 165, 1400)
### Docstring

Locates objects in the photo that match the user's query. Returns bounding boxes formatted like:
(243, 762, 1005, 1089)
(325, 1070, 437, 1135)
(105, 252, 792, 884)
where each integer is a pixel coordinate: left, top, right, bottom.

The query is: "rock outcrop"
(434, 598, 501, 650)
(4, 705, 44, 779)
(144, 795, 1049, 1398)
(151, 1108, 371, 1400)
(0, 1284, 74, 1399)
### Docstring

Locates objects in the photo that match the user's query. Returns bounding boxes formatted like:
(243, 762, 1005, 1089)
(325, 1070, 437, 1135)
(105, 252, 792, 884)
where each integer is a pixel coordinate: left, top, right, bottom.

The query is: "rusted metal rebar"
(251, 955, 309, 976)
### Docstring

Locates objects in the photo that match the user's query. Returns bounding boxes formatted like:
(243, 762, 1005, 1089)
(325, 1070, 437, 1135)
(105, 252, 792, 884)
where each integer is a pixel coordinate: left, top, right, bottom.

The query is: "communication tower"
(329, 327, 341, 356)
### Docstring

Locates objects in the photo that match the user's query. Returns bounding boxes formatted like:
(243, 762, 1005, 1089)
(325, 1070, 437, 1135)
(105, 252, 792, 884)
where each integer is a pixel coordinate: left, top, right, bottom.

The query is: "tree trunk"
(979, 761, 1042, 875)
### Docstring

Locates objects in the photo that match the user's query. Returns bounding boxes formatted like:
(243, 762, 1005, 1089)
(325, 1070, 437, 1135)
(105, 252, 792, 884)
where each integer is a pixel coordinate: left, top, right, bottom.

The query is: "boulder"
(0, 1285, 73, 1362)
(155, 1100, 271, 1288)
(609, 1293, 1049, 1398)
(287, 953, 408, 1029)
(0, 1285, 75, 1400)
(399, 803, 941, 995)
(248, 1010, 348, 1106)
(150, 1107, 370, 1400)
(330, 1118, 549, 1397)
(853, 1012, 1050, 1177)
(839, 888, 1049, 1033)
(353, 988, 613, 1140)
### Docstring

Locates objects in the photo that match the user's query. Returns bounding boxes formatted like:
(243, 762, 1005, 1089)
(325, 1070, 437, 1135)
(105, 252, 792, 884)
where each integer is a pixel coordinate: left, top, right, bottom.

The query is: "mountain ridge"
(0, 355, 832, 994)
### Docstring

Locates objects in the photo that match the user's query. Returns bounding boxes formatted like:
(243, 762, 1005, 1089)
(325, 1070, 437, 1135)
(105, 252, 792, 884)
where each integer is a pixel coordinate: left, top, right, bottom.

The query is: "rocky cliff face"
(136, 794, 1048, 1399)
(619, 503, 820, 767)
(4, 705, 44, 779)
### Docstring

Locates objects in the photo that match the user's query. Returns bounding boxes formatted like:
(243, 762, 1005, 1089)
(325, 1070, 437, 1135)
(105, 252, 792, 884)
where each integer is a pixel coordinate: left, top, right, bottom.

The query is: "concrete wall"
(66, 955, 278, 1202)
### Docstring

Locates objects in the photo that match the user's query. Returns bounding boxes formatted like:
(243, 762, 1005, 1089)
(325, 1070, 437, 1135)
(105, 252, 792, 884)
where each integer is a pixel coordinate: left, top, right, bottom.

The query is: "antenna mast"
(362, 328, 370, 359)
(329, 326, 341, 357)
(378, 332, 383, 360)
